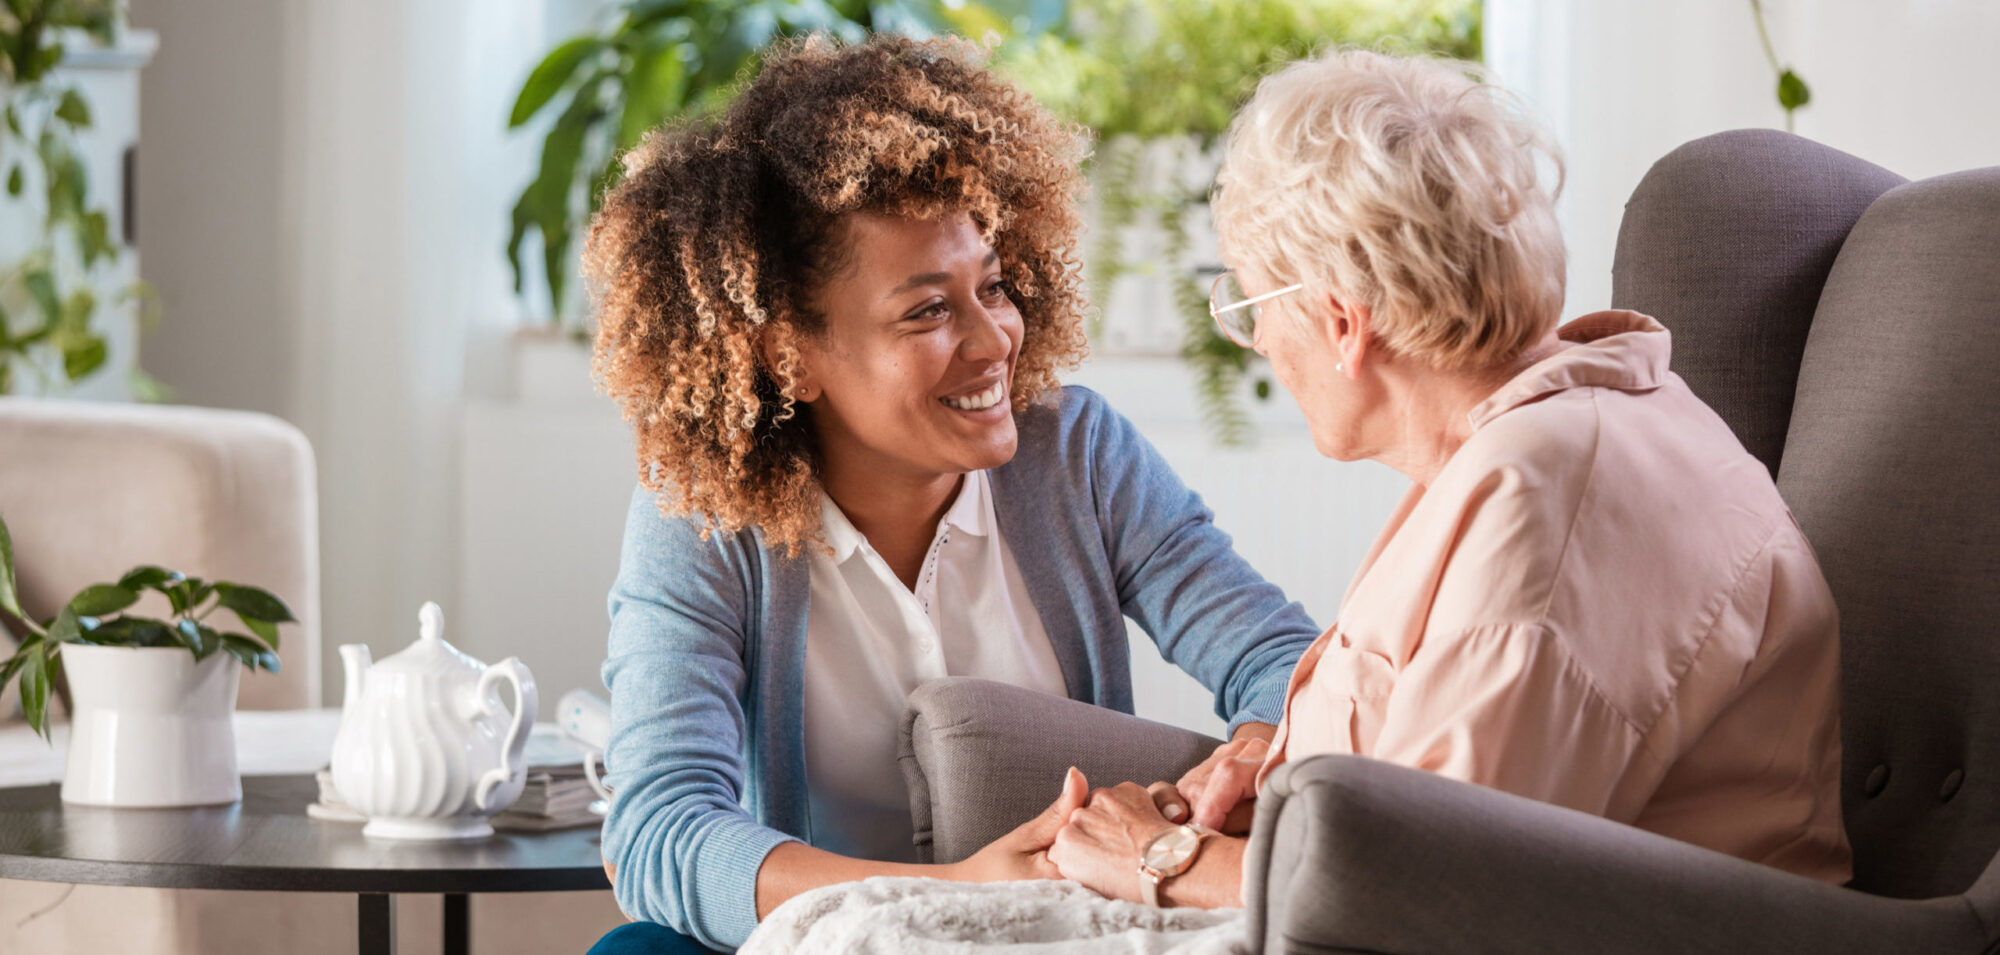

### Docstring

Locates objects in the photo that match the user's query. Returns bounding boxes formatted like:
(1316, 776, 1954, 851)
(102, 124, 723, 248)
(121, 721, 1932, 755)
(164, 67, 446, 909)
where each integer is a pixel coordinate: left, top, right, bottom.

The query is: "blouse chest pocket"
(1289, 639, 1400, 758)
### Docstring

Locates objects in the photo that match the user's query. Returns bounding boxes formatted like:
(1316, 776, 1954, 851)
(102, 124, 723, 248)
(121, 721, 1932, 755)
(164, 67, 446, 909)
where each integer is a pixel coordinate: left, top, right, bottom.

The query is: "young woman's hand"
(947, 767, 1088, 883)
(1175, 736, 1269, 833)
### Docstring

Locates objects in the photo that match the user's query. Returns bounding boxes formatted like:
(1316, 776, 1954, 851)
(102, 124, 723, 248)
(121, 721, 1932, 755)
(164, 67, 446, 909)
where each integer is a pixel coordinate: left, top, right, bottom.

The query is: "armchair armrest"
(1245, 755, 1987, 954)
(899, 677, 1222, 864)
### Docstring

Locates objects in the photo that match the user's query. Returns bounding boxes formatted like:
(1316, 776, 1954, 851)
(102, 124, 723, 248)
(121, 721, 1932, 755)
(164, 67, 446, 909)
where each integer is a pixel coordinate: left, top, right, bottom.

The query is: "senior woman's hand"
(1047, 781, 1171, 903)
(1176, 736, 1268, 833)
(1051, 781, 1250, 910)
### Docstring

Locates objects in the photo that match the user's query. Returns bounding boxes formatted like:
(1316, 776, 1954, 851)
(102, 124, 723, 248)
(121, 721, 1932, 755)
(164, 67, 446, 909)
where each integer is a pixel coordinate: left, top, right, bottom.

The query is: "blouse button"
(1864, 764, 1890, 797)
(1940, 769, 1965, 802)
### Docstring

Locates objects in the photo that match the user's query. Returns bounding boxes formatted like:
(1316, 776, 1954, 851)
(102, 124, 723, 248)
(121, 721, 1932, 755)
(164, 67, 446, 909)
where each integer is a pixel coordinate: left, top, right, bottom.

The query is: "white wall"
(1486, 0, 2000, 322)
(129, 0, 587, 706)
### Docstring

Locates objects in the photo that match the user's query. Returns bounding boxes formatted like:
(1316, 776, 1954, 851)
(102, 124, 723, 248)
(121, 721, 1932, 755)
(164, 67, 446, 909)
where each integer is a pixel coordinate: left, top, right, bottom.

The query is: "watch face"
(1142, 825, 1201, 872)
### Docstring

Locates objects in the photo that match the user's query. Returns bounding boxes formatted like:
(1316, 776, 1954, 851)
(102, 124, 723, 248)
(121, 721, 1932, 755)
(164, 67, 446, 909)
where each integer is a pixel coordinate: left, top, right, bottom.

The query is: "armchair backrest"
(0, 398, 322, 712)
(1614, 130, 2000, 900)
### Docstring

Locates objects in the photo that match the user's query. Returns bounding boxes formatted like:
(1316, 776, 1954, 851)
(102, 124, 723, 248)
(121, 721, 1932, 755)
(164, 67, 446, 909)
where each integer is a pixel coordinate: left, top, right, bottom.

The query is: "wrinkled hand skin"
(1174, 736, 1268, 833)
(1047, 780, 1178, 904)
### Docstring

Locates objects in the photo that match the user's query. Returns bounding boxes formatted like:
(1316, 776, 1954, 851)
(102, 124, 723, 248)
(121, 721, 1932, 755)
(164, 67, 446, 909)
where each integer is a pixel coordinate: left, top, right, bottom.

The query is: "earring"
(1335, 362, 1345, 373)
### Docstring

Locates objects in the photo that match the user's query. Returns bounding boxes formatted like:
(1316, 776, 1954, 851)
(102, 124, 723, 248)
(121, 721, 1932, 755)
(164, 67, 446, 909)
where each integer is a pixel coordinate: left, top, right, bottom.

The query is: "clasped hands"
(949, 736, 1270, 906)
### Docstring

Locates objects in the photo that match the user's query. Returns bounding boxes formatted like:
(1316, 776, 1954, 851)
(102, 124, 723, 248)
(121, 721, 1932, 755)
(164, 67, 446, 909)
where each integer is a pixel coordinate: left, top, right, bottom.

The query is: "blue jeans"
(587, 922, 724, 955)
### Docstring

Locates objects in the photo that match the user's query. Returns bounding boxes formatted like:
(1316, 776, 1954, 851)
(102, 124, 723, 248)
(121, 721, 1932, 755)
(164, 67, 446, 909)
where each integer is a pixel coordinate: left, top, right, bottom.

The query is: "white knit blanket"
(741, 877, 1248, 954)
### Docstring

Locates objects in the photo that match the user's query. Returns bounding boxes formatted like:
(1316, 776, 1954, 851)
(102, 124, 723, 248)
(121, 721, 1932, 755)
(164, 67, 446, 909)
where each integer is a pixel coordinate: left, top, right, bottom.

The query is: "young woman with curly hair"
(585, 35, 1318, 953)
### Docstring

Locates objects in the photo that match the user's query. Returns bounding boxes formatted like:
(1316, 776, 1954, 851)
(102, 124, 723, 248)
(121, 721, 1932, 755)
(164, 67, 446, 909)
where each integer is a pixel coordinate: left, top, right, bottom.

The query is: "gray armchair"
(899, 130, 2000, 952)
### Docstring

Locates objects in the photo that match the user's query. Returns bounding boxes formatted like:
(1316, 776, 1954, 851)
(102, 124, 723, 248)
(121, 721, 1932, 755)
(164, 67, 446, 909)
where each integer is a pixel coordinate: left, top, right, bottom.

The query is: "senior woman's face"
(797, 211, 1023, 481)
(1242, 267, 1364, 460)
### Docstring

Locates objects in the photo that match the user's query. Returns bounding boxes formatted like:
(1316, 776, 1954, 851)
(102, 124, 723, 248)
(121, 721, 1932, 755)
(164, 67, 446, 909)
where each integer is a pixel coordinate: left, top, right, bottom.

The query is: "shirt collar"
(1467, 310, 1672, 430)
(817, 471, 992, 564)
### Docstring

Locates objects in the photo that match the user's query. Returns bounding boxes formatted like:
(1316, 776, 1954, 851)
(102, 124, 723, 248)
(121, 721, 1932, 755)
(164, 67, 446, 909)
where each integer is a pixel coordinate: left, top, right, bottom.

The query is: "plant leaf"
(68, 583, 138, 617)
(5, 165, 20, 197)
(24, 268, 60, 326)
(240, 614, 282, 651)
(0, 512, 27, 624)
(510, 36, 605, 128)
(55, 89, 92, 128)
(1777, 69, 1811, 111)
(0, 644, 28, 688)
(176, 617, 204, 654)
(118, 565, 175, 590)
(185, 579, 215, 611)
(87, 616, 175, 647)
(198, 623, 224, 660)
(47, 606, 83, 644)
(79, 211, 114, 268)
(60, 335, 106, 380)
(219, 632, 260, 669)
(528, 73, 605, 317)
(22, 644, 51, 739)
(617, 45, 686, 150)
(220, 632, 279, 672)
(214, 582, 297, 624)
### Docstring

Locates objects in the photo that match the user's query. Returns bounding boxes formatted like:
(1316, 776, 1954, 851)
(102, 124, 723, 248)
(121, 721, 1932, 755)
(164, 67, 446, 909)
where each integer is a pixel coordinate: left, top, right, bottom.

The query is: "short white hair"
(1214, 49, 1566, 370)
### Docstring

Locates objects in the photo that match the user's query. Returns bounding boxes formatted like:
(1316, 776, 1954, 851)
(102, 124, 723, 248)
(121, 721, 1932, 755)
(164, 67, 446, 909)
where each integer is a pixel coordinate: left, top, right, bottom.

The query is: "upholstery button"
(1941, 770, 1965, 802)
(1864, 764, 1890, 797)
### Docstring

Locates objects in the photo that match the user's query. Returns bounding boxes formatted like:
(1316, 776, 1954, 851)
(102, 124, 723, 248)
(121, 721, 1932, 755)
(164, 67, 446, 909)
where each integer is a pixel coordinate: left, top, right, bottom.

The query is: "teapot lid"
(374, 602, 486, 677)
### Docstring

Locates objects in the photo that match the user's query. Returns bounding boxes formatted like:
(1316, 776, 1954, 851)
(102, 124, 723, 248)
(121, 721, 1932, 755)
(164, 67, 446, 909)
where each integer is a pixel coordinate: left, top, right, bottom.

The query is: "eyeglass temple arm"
(1212, 282, 1306, 315)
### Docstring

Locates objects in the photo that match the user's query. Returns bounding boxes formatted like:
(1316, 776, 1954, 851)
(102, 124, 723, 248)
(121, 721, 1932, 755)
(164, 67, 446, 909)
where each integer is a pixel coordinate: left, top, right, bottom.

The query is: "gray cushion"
(1612, 129, 1904, 476)
(1778, 167, 2000, 901)
(899, 677, 1219, 864)
(1245, 755, 1984, 955)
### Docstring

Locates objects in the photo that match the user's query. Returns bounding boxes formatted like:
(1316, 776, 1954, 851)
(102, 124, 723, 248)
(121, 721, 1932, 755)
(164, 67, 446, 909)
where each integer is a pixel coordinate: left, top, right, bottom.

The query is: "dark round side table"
(0, 773, 611, 955)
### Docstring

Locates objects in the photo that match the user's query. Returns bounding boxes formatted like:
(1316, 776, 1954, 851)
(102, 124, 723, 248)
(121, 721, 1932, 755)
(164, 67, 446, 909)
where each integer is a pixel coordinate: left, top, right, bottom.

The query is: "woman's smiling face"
(794, 210, 1024, 483)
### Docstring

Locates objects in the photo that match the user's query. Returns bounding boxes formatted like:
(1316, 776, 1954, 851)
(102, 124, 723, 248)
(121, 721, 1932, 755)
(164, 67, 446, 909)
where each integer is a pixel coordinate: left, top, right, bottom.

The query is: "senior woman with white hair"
(1044, 49, 1853, 908)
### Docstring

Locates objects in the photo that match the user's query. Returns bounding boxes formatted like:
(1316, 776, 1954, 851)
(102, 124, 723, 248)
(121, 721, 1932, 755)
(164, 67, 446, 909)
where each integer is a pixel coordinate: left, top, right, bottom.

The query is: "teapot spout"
(338, 644, 372, 720)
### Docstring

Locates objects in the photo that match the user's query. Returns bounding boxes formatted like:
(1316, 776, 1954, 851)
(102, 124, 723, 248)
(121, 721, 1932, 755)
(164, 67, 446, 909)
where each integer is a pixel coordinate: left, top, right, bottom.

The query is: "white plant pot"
(60, 644, 242, 807)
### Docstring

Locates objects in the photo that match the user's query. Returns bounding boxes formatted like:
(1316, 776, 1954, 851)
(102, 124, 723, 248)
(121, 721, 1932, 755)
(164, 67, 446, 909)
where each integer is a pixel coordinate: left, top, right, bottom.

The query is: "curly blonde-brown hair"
(583, 34, 1090, 556)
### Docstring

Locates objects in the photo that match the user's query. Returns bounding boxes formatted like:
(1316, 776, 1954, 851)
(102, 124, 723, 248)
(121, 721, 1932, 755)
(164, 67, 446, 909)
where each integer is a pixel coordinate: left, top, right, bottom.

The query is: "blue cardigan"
(599, 386, 1319, 948)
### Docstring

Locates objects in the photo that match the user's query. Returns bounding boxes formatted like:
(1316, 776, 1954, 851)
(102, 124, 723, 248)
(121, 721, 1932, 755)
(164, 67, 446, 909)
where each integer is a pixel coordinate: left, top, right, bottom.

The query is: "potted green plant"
(1000, 0, 1480, 444)
(0, 513, 292, 807)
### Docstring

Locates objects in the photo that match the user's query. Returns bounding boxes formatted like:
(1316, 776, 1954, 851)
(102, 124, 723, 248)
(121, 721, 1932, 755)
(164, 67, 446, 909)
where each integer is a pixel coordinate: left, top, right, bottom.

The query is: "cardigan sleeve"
(1073, 388, 1323, 732)
(598, 486, 798, 950)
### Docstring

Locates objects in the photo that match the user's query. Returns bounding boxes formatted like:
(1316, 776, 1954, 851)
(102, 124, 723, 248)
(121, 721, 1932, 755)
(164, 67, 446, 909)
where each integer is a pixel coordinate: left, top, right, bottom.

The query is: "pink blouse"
(1258, 310, 1852, 883)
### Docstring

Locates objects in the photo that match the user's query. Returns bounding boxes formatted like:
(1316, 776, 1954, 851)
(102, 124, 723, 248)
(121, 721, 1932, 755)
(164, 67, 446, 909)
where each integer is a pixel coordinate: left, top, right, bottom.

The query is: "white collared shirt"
(801, 469, 1067, 862)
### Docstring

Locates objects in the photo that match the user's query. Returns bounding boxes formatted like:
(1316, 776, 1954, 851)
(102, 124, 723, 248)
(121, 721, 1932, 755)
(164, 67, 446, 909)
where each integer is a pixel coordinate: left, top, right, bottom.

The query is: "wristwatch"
(1137, 823, 1214, 907)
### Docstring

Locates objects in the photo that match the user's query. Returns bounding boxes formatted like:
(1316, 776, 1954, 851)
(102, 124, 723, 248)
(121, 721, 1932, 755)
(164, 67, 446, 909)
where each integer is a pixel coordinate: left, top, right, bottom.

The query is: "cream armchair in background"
(0, 398, 621, 954)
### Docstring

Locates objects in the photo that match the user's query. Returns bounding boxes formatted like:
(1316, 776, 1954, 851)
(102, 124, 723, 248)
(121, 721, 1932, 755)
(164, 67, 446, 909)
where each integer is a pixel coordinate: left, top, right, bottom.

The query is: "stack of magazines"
(310, 728, 607, 832)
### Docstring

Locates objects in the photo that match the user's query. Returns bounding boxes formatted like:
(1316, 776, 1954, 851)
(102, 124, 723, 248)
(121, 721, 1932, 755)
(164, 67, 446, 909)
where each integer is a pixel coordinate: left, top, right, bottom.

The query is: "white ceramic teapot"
(330, 602, 537, 840)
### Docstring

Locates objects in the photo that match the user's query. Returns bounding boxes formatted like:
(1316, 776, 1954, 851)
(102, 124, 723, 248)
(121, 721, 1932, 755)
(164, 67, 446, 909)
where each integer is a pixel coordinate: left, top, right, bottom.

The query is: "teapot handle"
(472, 657, 538, 813)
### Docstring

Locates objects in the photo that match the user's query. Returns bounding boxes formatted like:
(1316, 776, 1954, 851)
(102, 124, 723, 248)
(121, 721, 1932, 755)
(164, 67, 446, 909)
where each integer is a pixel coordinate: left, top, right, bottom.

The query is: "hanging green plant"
(0, 1, 152, 397)
(1748, 0, 1810, 132)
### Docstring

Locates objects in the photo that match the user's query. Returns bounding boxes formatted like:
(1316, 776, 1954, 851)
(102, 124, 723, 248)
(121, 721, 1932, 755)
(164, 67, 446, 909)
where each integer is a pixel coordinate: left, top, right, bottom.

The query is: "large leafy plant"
(0, 0, 155, 397)
(506, 0, 1065, 325)
(1000, 0, 1481, 445)
(0, 513, 293, 739)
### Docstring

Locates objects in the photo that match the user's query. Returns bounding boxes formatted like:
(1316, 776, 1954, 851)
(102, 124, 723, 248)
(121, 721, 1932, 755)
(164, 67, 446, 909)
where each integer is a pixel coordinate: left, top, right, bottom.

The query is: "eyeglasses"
(1209, 271, 1304, 347)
